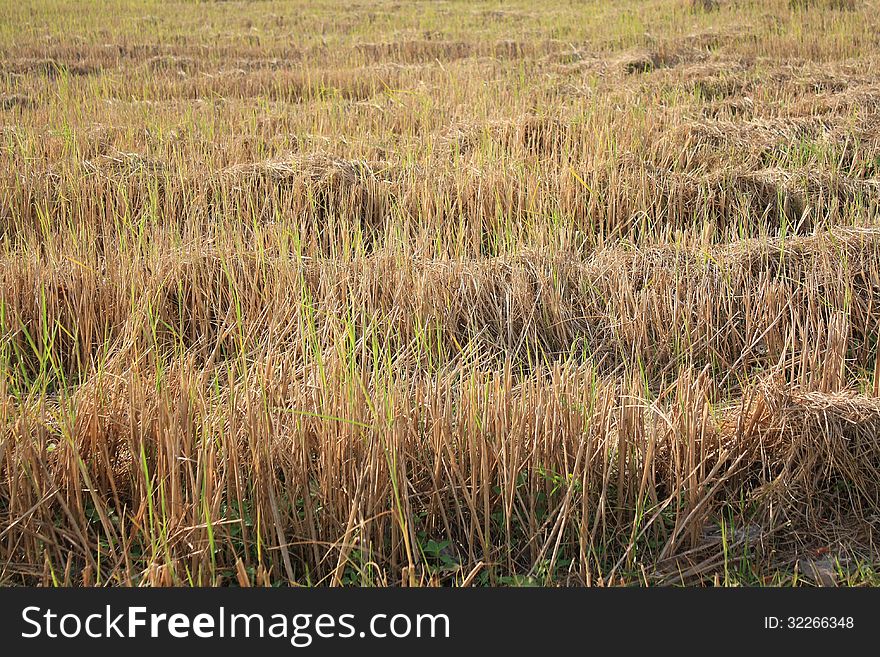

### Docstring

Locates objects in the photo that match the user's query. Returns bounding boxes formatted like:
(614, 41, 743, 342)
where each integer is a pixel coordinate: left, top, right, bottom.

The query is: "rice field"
(2, 0, 880, 586)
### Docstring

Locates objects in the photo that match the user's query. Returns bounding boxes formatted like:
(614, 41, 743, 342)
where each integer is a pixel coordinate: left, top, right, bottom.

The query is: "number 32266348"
(765, 617, 854, 629)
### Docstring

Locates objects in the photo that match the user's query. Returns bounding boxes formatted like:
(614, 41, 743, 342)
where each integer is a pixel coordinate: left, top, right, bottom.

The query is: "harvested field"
(2, 0, 880, 587)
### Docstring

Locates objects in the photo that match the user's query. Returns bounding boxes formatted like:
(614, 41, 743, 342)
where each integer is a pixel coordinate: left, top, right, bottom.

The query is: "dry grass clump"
(621, 49, 697, 75)
(790, 0, 858, 10)
(144, 54, 199, 74)
(0, 93, 33, 110)
(224, 154, 389, 185)
(790, 83, 880, 117)
(690, 0, 721, 12)
(83, 150, 166, 178)
(353, 39, 555, 64)
(170, 68, 391, 102)
(674, 116, 831, 157)
(223, 153, 392, 199)
(742, 384, 880, 526)
(2, 57, 100, 78)
(449, 115, 575, 159)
